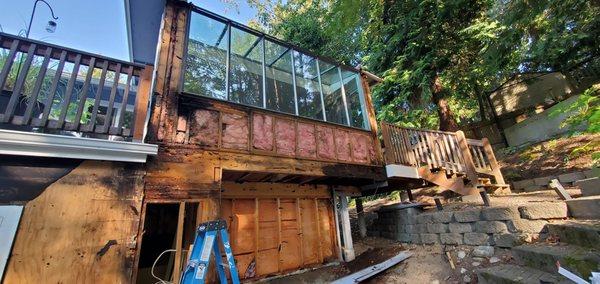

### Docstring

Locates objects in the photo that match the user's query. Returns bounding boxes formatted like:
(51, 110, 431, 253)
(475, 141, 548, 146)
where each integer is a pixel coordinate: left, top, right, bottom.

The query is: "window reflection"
(319, 61, 347, 125)
(184, 12, 228, 99)
(264, 40, 295, 114)
(229, 27, 263, 107)
(293, 51, 323, 120)
(183, 10, 370, 130)
(341, 70, 367, 128)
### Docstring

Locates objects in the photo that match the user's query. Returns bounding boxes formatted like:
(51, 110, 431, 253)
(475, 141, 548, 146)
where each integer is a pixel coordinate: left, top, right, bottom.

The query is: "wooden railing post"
(133, 65, 154, 142)
(482, 138, 505, 184)
(455, 130, 479, 184)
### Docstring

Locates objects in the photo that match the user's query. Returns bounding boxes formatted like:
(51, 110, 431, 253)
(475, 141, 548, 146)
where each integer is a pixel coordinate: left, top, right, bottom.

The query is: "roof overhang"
(0, 129, 158, 163)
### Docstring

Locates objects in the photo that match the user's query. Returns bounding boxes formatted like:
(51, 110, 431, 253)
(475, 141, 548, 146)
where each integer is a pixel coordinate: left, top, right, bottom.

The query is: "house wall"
(137, 1, 385, 281)
(3, 160, 145, 283)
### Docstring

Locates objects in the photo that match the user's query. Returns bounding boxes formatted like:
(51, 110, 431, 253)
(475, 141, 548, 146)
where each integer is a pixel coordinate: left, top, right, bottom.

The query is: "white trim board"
(0, 129, 158, 163)
(385, 164, 420, 179)
(0, 205, 23, 280)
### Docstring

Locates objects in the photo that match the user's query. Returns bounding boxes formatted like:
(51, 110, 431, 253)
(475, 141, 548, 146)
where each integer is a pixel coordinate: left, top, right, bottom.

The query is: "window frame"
(181, 6, 371, 131)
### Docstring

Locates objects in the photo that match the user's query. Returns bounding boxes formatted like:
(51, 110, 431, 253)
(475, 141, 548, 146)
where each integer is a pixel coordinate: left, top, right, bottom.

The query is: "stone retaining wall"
(368, 202, 568, 247)
(511, 168, 599, 192)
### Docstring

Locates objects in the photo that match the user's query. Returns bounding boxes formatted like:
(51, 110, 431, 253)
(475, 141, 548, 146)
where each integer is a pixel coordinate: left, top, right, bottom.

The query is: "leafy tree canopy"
(226, 0, 600, 130)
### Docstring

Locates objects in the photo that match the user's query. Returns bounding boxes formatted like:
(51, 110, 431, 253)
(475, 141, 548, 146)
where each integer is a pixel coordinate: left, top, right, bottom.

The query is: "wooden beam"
(455, 131, 479, 185)
(172, 202, 186, 284)
(133, 65, 154, 142)
(221, 181, 331, 199)
(482, 138, 505, 184)
(549, 179, 572, 200)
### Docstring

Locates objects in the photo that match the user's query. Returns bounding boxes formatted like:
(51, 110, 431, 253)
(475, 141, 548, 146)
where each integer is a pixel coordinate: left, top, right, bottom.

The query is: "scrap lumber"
(331, 252, 412, 284)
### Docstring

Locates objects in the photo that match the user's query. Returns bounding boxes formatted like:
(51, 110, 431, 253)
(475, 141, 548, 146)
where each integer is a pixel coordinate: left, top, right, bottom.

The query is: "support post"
(172, 202, 186, 284)
(355, 198, 367, 238)
(338, 192, 355, 261)
(132, 65, 154, 142)
(482, 138, 505, 184)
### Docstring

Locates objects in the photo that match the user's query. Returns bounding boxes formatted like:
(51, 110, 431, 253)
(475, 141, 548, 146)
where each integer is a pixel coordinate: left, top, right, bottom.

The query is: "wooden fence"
(381, 122, 505, 184)
(0, 32, 152, 141)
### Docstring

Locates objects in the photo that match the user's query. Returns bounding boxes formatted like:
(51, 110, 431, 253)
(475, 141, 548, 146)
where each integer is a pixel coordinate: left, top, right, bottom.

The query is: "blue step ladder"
(180, 220, 240, 284)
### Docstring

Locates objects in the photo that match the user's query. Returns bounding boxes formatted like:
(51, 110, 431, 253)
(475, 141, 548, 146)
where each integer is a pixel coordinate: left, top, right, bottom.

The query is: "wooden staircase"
(381, 122, 509, 196)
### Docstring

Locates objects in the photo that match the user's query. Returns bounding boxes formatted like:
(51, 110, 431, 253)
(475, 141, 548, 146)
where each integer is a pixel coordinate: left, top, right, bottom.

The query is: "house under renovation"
(0, 0, 508, 283)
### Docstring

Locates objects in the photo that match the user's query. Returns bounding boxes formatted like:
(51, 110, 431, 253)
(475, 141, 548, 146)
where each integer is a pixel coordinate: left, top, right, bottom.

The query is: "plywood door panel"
(299, 198, 319, 265)
(221, 196, 336, 279)
(279, 198, 302, 271)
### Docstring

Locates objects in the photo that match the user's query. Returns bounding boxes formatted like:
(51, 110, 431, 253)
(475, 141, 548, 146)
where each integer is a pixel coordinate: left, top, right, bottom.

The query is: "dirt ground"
(499, 133, 599, 182)
(263, 236, 513, 284)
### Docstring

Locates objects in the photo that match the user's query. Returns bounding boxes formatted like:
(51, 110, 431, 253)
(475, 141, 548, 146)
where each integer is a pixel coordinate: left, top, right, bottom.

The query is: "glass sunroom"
(182, 7, 370, 130)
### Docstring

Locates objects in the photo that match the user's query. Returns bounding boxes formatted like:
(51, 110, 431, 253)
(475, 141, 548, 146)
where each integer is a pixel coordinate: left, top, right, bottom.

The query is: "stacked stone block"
(368, 202, 568, 247)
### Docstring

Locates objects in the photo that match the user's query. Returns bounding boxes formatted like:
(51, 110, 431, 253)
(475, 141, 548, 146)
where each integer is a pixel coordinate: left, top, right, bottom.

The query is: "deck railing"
(0, 32, 152, 141)
(381, 122, 505, 184)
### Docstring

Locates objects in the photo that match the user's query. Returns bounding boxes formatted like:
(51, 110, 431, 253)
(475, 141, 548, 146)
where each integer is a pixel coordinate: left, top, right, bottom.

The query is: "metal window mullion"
(338, 67, 351, 126)
(290, 50, 299, 115)
(261, 36, 266, 109)
(316, 60, 327, 121)
(225, 22, 232, 101)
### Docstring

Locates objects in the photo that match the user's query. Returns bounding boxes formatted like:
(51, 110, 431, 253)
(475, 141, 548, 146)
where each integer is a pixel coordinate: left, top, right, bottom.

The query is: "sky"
(0, 0, 259, 61)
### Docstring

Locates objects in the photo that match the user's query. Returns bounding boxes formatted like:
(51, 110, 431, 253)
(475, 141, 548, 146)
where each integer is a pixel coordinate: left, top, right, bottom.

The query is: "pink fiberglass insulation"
(334, 129, 351, 161)
(252, 113, 274, 151)
(189, 109, 219, 147)
(275, 119, 296, 156)
(368, 136, 377, 163)
(351, 133, 369, 163)
(297, 123, 316, 158)
(317, 126, 335, 160)
(221, 112, 249, 150)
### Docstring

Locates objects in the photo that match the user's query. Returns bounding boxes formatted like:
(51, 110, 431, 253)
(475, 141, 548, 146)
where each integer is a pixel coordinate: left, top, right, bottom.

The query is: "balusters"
(0, 33, 150, 140)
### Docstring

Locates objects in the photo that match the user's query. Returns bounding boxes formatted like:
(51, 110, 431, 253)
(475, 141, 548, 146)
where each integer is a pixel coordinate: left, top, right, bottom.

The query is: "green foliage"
(233, 0, 600, 131)
(552, 85, 600, 134)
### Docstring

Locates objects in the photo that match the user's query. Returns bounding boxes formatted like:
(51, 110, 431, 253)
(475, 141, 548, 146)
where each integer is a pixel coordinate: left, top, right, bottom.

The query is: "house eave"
(0, 129, 158, 163)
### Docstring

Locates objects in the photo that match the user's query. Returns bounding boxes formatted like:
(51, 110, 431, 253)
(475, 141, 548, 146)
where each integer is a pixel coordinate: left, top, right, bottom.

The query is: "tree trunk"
(432, 75, 459, 131)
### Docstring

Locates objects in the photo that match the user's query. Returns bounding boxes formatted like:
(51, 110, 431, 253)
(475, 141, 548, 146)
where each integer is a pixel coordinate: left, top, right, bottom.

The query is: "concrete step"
(547, 220, 600, 249)
(512, 243, 600, 279)
(566, 196, 600, 219)
(477, 264, 570, 284)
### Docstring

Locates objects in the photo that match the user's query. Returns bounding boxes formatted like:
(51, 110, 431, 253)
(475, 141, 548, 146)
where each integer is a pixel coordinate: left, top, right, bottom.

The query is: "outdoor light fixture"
(45, 20, 57, 33)
(26, 0, 59, 38)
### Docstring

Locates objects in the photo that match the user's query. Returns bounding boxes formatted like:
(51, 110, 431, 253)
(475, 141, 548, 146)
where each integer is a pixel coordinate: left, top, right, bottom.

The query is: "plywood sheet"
(189, 109, 219, 147)
(231, 199, 256, 255)
(3, 161, 144, 283)
(318, 199, 335, 260)
(334, 129, 351, 161)
(299, 199, 319, 265)
(252, 113, 274, 151)
(222, 112, 249, 150)
(275, 119, 296, 156)
(257, 248, 279, 276)
(316, 126, 335, 160)
(297, 123, 317, 158)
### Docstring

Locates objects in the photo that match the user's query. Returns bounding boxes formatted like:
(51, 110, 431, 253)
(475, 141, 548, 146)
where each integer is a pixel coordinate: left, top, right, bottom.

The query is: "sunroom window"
(183, 8, 370, 130)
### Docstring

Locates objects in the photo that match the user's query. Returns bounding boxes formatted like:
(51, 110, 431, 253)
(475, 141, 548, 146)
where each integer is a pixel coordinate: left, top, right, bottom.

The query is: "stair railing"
(381, 122, 504, 184)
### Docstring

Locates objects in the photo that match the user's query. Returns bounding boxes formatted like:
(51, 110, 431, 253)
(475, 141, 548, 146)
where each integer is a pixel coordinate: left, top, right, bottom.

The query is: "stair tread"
(547, 220, 600, 249)
(477, 264, 570, 284)
(512, 243, 600, 278)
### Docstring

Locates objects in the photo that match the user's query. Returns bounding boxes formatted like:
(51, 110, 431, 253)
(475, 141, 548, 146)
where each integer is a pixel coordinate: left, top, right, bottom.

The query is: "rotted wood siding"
(4, 161, 144, 283)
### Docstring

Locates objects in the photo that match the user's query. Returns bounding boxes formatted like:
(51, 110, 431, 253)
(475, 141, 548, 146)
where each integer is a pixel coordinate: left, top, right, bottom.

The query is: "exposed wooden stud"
(132, 65, 154, 141)
(172, 202, 186, 284)
(315, 198, 323, 263)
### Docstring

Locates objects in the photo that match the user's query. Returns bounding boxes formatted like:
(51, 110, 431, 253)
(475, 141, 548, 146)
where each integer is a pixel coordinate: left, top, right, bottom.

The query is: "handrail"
(0, 33, 153, 141)
(381, 122, 505, 184)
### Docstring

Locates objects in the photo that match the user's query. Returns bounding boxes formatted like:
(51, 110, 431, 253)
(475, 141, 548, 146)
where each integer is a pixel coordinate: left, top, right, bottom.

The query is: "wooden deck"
(380, 122, 508, 196)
